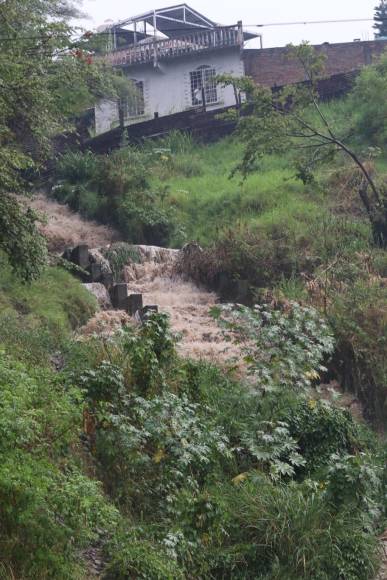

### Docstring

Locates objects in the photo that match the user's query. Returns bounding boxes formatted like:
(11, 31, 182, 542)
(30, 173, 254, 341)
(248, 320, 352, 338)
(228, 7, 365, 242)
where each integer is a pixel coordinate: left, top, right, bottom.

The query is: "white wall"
(95, 99, 119, 135)
(95, 47, 244, 135)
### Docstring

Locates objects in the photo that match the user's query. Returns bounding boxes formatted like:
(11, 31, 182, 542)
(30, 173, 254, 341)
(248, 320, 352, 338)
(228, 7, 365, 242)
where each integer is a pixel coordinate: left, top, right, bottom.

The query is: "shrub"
(328, 280, 387, 426)
(53, 147, 181, 245)
(103, 536, 184, 579)
(350, 52, 387, 146)
(55, 150, 100, 184)
(283, 399, 361, 474)
(209, 476, 379, 580)
(212, 301, 335, 392)
(156, 130, 195, 155)
(103, 243, 141, 282)
(325, 452, 384, 527)
(0, 194, 47, 282)
(0, 354, 118, 579)
(84, 381, 231, 515)
(118, 190, 178, 245)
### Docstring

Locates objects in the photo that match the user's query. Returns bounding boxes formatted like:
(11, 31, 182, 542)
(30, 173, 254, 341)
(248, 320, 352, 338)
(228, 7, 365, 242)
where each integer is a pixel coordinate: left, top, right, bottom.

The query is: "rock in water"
(83, 283, 112, 309)
(88, 248, 113, 275)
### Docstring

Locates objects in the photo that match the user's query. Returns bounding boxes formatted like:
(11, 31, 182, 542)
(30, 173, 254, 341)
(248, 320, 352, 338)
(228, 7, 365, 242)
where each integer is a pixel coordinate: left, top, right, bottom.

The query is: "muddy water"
(81, 245, 243, 370)
(123, 249, 242, 366)
(25, 194, 119, 252)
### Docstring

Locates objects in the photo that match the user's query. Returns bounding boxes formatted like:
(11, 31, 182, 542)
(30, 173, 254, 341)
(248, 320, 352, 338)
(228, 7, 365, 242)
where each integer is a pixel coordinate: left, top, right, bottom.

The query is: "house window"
(121, 80, 145, 118)
(190, 65, 217, 106)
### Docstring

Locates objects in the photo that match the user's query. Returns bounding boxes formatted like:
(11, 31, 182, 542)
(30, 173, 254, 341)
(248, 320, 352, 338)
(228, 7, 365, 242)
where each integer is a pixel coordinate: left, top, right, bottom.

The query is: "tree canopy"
(0, 0, 125, 280)
(374, 1, 387, 38)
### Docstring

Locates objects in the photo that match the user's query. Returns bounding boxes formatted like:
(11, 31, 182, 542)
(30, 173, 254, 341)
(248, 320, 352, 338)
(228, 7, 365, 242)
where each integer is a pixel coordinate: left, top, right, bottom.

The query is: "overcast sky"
(80, 0, 378, 48)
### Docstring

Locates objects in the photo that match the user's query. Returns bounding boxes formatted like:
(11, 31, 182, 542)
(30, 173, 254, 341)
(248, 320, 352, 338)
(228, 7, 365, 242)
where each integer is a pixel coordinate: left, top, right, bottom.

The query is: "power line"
(0, 18, 383, 55)
(253, 18, 375, 28)
(0, 17, 383, 42)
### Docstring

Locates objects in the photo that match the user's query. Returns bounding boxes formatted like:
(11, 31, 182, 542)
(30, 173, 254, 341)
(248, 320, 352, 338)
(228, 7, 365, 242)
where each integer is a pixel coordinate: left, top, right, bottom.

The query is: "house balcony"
(104, 24, 244, 68)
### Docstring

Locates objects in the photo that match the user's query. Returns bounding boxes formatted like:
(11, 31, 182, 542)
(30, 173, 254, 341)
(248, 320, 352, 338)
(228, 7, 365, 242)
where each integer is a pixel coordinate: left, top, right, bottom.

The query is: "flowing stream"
(82, 245, 244, 369)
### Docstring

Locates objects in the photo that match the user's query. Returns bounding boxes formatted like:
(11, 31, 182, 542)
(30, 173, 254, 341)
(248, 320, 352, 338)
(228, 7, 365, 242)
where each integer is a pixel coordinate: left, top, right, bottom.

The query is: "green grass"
(0, 258, 96, 332)
(151, 137, 329, 245)
(0, 255, 97, 364)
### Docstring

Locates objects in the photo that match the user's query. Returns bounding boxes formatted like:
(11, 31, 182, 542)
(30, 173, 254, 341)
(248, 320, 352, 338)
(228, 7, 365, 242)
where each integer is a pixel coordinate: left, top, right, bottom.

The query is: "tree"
(374, 1, 387, 38)
(0, 0, 127, 280)
(219, 43, 387, 247)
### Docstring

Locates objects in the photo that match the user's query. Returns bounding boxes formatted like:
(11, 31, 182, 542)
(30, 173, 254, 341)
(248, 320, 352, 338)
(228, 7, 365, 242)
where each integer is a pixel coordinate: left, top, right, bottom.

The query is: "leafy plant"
(103, 243, 141, 282)
(0, 353, 119, 579)
(241, 420, 306, 479)
(283, 398, 360, 473)
(212, 301, 335, 391)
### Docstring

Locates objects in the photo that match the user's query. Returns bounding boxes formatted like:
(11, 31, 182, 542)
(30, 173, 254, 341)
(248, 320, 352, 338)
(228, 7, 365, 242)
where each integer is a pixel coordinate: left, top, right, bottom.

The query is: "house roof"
(113, 4, 217, 38)
(105, 4, 259, 47)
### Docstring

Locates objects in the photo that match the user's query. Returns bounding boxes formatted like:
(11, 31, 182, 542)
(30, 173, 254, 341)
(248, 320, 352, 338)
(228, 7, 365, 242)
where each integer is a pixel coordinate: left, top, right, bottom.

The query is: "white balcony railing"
(104, 25, 243, 67)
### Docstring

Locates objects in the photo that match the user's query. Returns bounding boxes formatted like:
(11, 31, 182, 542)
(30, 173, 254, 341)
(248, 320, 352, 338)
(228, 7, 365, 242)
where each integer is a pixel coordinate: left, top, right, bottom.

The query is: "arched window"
(121, 79, 145, 118)
(190, 65, 217, 106)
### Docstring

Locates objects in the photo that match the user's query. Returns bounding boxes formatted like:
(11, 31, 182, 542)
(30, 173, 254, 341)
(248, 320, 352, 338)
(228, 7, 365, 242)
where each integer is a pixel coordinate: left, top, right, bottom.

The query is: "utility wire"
(254, 17, 376, 27)
(0, 17, 384, 42)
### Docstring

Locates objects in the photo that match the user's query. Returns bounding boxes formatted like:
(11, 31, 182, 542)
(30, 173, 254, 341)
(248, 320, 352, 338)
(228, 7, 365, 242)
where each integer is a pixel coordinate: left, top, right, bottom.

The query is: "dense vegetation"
(0, 0, 130, 280)
(0, 255, 385, 578)
(52, 64, 387, 426)
(1, 1, 386, 574)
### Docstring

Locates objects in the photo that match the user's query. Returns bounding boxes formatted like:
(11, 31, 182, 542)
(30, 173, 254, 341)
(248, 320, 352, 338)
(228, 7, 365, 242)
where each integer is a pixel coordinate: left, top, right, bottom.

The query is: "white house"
(94, 4, 258, 135)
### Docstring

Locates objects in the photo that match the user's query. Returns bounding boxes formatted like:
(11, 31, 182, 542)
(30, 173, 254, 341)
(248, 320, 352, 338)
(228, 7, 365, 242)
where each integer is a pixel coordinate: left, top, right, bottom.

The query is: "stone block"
(126, 293, 143, 316)
(62, 248, 72, 262)
(111, 283, 128, 309)
(90, 262, 102, 283)
(101, 272, 114, 289)
(71, 244, 89, 269)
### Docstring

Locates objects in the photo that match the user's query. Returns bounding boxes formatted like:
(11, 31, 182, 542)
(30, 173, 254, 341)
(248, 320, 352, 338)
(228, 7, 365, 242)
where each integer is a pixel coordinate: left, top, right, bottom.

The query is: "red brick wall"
(243, 40, 387, 87)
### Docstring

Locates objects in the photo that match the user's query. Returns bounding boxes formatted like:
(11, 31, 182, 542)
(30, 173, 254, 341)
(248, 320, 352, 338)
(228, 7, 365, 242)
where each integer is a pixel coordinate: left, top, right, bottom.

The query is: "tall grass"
(150, 136, 328, 245)
(0, 254, 97, 363)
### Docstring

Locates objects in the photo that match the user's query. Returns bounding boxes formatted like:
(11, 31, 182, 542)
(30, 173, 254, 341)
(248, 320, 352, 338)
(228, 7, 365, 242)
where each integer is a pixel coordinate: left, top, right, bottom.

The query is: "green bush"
(155, 130, 195, 155)
(213, 301, 335, 392)
(103, 242, 141, 282)
(0, 256, 97, 359)
(325, 452, 384, 525)
(53, 147, 181, 245)
(0, 354, 118, 579)
(103, 536, 184, 579)
(0, 194, 47, 282)
(350, 52, 387, 146)
(283, 399, 361, 474)
(118, 190, 179, 245)
(78, 316, 231, 515)
(328, 279, 387, 426)
(55, 150, 100, 184)
(209, 476, 379, 580)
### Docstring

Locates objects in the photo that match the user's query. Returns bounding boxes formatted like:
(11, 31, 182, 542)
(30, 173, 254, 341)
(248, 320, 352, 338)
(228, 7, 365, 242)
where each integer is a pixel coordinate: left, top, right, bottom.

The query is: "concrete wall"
(243, 40, 387, 87)
(95, 47, 244, 135)
(95, 100, 120, 136)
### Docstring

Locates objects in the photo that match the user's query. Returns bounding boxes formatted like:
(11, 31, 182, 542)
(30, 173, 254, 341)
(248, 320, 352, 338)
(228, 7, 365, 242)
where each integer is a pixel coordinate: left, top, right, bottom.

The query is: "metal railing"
(104, 25, 243, 67)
